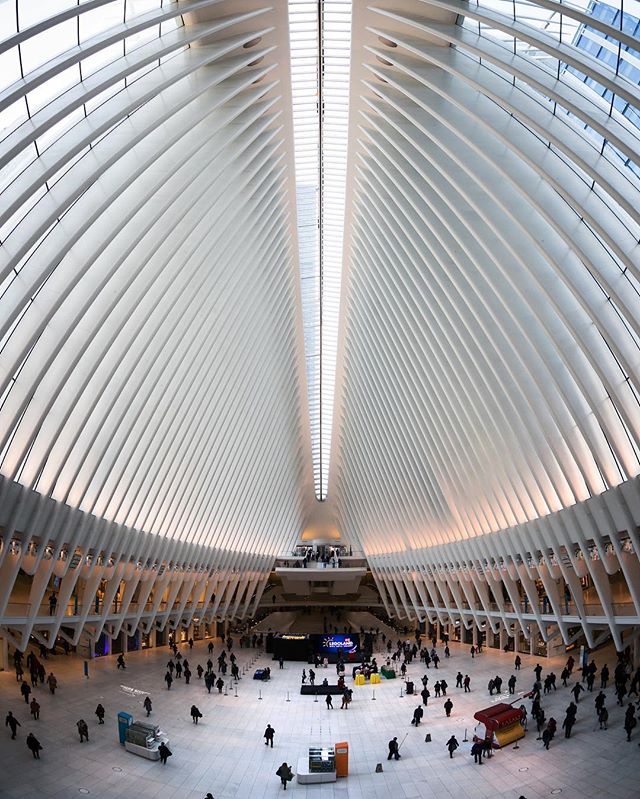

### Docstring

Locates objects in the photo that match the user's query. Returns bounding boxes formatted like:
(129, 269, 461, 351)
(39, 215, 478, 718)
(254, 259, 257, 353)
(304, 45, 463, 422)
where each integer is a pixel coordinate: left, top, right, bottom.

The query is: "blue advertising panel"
(319, 634, 359, 656)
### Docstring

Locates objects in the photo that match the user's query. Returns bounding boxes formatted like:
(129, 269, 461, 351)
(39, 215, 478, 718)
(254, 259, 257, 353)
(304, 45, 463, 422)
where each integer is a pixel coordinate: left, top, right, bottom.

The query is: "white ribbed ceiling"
(0, 0, 639, 587)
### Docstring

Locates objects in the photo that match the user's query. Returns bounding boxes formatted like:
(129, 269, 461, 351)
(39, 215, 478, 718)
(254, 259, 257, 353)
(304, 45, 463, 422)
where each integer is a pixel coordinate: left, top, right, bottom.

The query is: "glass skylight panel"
(288, 0, 351, 500)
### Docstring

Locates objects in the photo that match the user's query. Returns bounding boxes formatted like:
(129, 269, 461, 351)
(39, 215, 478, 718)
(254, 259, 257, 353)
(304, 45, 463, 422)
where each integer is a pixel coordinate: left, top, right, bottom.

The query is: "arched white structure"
(329, 0, 640, 650)
(0, 0, 638, 657)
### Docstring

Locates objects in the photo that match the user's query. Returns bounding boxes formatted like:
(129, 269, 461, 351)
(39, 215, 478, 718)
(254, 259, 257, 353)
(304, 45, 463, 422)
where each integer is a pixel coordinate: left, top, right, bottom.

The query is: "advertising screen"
(319, 634, 359, 656)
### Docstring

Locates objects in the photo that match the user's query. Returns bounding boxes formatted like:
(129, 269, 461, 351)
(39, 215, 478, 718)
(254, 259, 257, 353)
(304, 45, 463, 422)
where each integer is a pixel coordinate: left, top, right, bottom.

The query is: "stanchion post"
(234, 685, 238, 697)
(314, 691, 318, 703)
(258, 689, 263, 700)
(286, 691, 290, 702)
(463, 728, 468, 742)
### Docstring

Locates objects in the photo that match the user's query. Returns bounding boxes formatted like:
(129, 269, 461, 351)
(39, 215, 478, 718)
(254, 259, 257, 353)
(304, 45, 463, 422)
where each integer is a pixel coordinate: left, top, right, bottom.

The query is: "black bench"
(300, 685, 344, 695)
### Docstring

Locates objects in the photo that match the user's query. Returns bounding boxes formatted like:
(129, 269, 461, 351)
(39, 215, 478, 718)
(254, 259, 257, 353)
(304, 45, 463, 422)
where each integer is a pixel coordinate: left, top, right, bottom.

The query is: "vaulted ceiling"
(1, 0, 640, 645)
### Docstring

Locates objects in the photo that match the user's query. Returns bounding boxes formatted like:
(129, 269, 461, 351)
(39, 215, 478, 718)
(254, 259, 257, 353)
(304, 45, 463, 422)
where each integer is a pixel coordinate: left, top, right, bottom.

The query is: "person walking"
(95, 704, 105, 724)
(116, 654, 126, 670)
(158, 741, 172, 764)
(184, 666, 191, 684)
(175, 661, 183, 679)
(216, 677, 224, 693)
(279, 657, 284, 670)
(572, 682, 585, 703)
(464, 675, 471, 693)
(326, 693, 333, 709)
(471, 740, 484, 764)
(515, 655, 521, 670)
(20, 680, 31, 704)
(26, 732, 42, 758)
(387, 737, 401, 760)
(264, 723, 275, 747)
(563, 710, 576, 738)
(411, 705, 423, 726)
(446, 734, 459, 758)
(624, 704, 636, 741)
(208, 641, 214, 655)
(421, 686, 430, 706)
(164, 671, 173, 690)
(5, 711, 21, 738)
(600, 664, 609, 690)
(444, 698, 453, 717)
(143, 696, 152, 717)
(190, 705, 203, 725)
(508, 675, 516, 694)
(440, 678, 448, 696)
(30, 698, 40, 720)
(542, 727, 552, 750)
(48, 593, 57, 616)
(77, 719, 89, 743)
(276, 762, 293, 790)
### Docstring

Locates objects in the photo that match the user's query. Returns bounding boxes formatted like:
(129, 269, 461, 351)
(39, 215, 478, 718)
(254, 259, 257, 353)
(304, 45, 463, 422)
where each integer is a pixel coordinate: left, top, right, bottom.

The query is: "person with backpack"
(158, 741, 172, 764)
(276, 762, 293, 790)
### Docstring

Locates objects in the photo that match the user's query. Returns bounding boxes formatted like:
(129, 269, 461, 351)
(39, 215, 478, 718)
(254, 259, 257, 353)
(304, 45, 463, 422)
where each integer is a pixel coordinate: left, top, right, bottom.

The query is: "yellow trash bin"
(355, 674, 365, 686)
(370, 673, 380, 685)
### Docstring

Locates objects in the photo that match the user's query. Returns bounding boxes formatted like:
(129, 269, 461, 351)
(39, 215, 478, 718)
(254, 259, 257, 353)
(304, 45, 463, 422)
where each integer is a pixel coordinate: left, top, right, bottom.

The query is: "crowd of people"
(3, 624, 639, 797)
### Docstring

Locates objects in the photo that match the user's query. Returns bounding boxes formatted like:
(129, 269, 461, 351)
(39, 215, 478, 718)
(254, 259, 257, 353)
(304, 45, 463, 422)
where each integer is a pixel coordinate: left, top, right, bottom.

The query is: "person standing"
(264, 724, 275, 747)
(144, 696, 153, 717)
(184, 666, 192, 684)
(216, 677, 224, 694)
(456, 672, 463, 688)
(446, 735, 459, 758)
(463, 675, 471, 693)
(77, 719, 89, 743)
(326, 693, 333, 709)
(30, 698, 40, 720)
(5, 711, 21, 738)
(600, 664, 609, 690)
(276, 762, 293, 790)
(279, 657, 284, 670)
(164, 671, 173, 690)
(421, 686, 430, 706)
(508, 675, 516, 694)
(387, 737, 401, 760)
(444, 698, 453, 717)
(48, 593, 57, 616)
(471, 740, 483, 764)
(158, 741, 172, 764)
(26, 732, 42, 758)
(514, 655, 521, 670)
(95, 704, 105, 724)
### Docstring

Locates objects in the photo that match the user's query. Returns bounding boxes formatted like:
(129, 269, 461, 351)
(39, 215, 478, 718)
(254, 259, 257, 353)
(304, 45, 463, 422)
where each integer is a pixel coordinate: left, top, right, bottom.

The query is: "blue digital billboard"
(319, 634, 359, 655)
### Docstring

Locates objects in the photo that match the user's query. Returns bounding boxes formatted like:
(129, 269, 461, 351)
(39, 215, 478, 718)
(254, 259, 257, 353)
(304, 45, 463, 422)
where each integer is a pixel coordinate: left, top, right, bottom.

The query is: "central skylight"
(288, 0, 352, 500)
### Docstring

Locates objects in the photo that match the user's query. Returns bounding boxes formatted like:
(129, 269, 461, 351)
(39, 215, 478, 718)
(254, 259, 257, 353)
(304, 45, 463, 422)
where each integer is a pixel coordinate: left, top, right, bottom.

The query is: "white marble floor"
(1, 636, 638, 799)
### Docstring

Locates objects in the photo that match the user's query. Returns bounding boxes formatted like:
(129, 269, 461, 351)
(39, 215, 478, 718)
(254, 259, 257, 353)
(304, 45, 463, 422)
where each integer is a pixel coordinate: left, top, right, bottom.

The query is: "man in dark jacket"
(387, 737, 401, 760)
(5, 711, 21, 738)
(446, 735, 459, 758)
(264, 724, 275, 747)
(26, 732, 42, 758)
